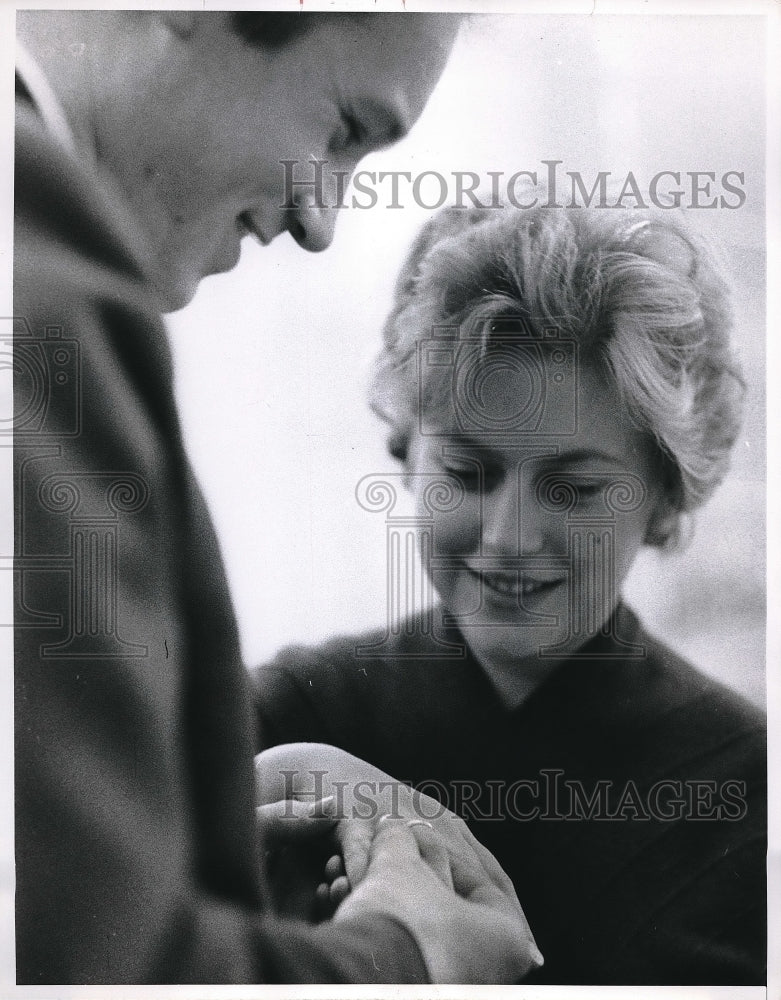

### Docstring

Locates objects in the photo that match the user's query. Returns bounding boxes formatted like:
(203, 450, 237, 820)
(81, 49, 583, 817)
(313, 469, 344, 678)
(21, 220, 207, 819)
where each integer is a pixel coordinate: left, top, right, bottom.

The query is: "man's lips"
(207, 214, 277, 279)
(237, 212, 271, 246)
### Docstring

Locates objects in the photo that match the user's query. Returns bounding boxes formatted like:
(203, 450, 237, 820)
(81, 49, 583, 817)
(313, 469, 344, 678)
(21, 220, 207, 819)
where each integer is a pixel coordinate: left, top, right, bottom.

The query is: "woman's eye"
(443, 464, 480, 486)
(573, 480, 604, 502)
(442, 464, 503, 493)
(537, 475, 605, 506)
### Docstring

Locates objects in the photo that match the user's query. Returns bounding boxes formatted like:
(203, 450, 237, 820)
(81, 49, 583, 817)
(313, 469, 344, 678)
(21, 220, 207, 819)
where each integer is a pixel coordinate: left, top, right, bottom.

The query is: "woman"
(251, 205, 765, 984)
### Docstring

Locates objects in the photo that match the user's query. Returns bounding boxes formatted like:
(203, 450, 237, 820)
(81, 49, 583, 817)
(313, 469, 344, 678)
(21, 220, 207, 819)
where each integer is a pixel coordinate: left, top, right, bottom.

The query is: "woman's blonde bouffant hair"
(369, 205, 745, 549)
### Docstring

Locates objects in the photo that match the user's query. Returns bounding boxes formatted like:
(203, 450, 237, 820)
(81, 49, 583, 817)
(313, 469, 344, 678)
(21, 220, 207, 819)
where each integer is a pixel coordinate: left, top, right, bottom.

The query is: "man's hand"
(256, 795, 338, 842)
(256, 796, 343, 920)
(335, 816, 543, 984)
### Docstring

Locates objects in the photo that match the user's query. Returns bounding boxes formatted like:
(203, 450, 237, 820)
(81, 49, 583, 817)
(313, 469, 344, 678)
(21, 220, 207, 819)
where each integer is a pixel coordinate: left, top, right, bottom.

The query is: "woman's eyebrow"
(434, 432, 504, 465)
(545, 447, 629, 468)
(436, 437, 631, 469)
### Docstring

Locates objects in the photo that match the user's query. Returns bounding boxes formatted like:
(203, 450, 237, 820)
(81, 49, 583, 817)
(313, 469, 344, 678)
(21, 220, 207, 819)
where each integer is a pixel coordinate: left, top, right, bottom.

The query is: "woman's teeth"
(480, 572, 560, 597)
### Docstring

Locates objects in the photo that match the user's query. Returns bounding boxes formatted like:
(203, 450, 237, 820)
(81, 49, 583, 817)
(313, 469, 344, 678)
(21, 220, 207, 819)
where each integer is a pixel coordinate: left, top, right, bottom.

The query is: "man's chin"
(155, 275, 200, 315)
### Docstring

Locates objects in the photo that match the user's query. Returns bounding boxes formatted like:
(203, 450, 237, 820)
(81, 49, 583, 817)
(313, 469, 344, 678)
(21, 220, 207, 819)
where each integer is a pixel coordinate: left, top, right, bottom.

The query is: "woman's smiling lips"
(464, 565, 566, 602)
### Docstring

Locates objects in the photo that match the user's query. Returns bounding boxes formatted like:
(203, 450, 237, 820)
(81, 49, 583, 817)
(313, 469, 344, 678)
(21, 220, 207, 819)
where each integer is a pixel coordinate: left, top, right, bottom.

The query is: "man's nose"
(286, 202, 339, 253)
(285, 161, 354, 252)
(482, 475, 545, 556)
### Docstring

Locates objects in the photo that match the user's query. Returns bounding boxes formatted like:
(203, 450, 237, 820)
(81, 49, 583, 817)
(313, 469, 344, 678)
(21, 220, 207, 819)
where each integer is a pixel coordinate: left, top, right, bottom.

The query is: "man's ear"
(160, 11, 197, 40)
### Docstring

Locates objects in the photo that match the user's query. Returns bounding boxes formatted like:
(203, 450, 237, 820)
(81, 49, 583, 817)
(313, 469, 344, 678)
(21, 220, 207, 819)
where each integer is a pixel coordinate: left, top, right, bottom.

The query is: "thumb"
(256, 795, 337, 842)
(335, 817, 374, 886)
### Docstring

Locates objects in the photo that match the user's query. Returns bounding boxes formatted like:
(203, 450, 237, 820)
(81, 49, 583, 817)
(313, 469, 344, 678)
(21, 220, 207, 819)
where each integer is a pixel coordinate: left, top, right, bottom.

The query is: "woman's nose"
(482, 476, 546, 555)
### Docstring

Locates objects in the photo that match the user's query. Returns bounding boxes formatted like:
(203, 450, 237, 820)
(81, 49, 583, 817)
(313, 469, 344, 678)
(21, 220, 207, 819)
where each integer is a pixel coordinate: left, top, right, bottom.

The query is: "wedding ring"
(406, 819, 434, 830)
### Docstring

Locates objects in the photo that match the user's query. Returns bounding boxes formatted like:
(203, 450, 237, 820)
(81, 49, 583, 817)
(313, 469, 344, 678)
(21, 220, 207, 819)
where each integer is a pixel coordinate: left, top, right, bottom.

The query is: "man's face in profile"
(97, 13, 458, 312)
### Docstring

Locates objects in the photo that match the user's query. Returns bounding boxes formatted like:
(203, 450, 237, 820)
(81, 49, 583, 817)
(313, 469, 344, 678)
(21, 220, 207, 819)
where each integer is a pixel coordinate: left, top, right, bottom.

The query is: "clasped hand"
(255, 742, 542, 984)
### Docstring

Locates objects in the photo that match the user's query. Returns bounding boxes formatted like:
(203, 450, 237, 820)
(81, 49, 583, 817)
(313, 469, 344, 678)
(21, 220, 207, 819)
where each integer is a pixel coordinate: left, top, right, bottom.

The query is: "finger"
(406, 793, 495, 877)
(368, 814, 425, 869)
(324, 853, 344, 882)
(405, 796, 519, 901)
(334, 817, 374, 886)
(407, 823, 454, 890)
(329, 875, 350, 908)
(427, 809, 520, 899)
(256, 795, 337, 842)
(456, 825, 520, 897)
(448, 846, 526, 927)
(315, 881, 332, 921)
(446, 839, 500, 901)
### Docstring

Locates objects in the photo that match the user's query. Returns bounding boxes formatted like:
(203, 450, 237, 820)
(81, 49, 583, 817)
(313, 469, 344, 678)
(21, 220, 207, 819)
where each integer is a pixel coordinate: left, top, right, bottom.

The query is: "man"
(13, 9, 541, 985)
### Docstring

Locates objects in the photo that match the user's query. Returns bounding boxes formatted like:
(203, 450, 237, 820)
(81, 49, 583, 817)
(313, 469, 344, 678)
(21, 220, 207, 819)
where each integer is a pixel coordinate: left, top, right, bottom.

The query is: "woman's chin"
(457, 618, 544, 660)
(460, 618, 598, 669)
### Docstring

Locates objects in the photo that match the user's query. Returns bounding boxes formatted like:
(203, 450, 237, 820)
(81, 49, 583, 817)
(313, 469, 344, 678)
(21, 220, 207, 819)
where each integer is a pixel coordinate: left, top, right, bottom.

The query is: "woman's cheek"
(432, 497, 482, 558)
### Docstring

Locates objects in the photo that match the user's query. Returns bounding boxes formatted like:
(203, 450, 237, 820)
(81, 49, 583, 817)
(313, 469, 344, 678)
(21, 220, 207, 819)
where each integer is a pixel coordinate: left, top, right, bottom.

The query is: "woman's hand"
(255, 743, 521, 905)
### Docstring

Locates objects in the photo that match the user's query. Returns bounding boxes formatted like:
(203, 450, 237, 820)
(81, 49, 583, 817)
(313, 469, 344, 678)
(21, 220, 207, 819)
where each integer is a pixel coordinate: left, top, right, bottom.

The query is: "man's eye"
(336, 111, 367, 150)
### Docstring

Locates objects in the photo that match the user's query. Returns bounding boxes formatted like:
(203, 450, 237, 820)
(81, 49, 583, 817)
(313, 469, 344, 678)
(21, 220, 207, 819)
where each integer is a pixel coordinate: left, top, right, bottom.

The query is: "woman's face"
(407, 352, 665, 681)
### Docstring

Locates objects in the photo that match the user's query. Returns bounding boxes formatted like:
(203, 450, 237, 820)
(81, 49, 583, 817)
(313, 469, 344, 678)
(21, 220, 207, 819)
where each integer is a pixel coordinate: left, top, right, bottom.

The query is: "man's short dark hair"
(231, 12, 378, 48)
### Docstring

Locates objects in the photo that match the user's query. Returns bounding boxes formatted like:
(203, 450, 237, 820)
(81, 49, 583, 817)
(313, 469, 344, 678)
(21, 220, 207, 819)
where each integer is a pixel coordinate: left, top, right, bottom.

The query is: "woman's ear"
(645, 499, 677, 547)
(388, 429, 415, 490)
(388, 429, 409, 464)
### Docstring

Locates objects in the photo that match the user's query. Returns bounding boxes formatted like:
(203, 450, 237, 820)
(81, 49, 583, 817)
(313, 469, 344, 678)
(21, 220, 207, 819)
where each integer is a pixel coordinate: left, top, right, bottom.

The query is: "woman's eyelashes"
(568, 478, 605, 501)
(439, 461, 610, 505)
(441, 460, 500, 491)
